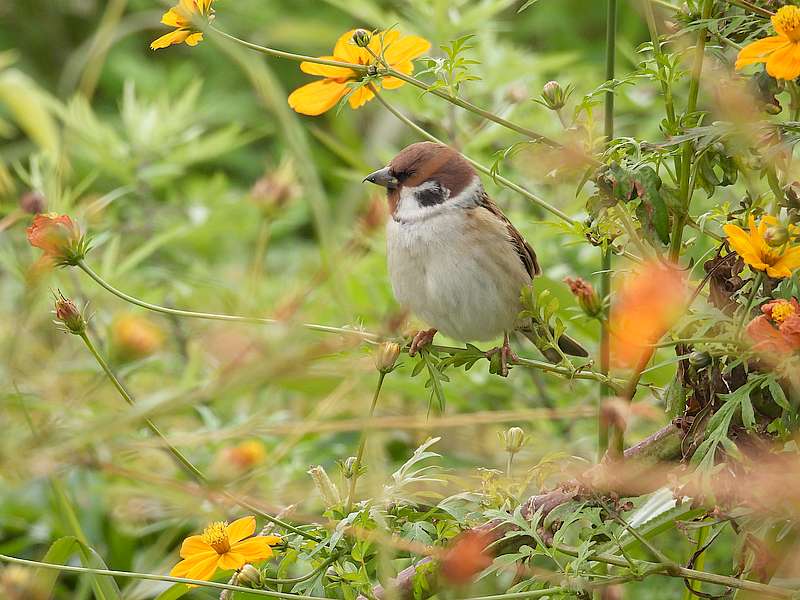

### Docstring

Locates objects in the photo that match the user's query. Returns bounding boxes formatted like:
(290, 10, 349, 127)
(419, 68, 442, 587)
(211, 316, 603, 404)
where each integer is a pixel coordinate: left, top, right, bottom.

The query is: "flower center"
(774, 6, 800, 42)
(201, 521, 231, 554)
(772, 301, 796, 324)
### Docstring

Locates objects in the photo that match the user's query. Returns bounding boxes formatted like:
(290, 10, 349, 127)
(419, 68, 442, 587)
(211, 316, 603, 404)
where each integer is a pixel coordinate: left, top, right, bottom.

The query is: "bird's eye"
(394, 168, 414, 181)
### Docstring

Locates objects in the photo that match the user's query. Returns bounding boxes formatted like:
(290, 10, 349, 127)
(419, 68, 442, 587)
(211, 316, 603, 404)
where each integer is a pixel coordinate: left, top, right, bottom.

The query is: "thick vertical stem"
(669, 0, 714, 260)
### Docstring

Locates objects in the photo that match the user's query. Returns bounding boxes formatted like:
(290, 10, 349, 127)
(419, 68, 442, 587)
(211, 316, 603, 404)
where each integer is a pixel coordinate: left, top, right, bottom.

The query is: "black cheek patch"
(416, 185, 446, 207)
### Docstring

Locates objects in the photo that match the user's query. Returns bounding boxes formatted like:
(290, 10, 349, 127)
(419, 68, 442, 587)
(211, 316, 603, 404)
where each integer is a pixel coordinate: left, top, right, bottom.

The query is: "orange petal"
(735, 36, 787, 69)
(766, 42, 800, 80)
(150, 28, 191, 50)
(161, 7, 189, 28)
(217, 552, 248, 571)
(300, 57, 355, 79)
(179, 535, 212, 559)
(288, 79, 349, 116)
(384, 35, 431, 65)
(348, 84, 375, 109)
(185, 32, 204, 46)
(226, 516, 256, 544)
(185, 554, 221, 582)
(231, 537, 278, 562)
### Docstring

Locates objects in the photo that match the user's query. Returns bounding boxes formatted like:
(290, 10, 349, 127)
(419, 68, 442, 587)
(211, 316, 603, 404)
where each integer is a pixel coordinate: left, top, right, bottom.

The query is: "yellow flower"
(736, 6, 800, 80)
(723, 215, 800, 279)
(169, 516, 280, 582)
(288, 29, 431, 116)
(151, 0, 214, 50)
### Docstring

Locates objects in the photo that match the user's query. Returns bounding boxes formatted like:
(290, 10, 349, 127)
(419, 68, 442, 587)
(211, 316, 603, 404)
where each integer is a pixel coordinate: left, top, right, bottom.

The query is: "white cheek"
(394, 181, 448, 222)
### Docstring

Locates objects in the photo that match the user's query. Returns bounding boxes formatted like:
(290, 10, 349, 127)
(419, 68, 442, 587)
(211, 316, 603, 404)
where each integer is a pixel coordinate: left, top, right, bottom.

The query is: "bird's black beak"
(363, 166, 398, 189)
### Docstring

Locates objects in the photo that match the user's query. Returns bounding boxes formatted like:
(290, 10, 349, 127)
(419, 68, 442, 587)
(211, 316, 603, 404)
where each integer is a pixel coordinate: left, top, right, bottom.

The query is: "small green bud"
(764, 225, 790, 247)
(352, 29, 371, 48)
(238, 564, 263, 589)
(54, 293, 86, 335)
(374, 341, 401, 373)
(688, 351, 711, 369)
(340, 456, 359, 479)
(541, 80, 567, 111)
(564, 277, 603, 318)
(502, 427, 526, 455)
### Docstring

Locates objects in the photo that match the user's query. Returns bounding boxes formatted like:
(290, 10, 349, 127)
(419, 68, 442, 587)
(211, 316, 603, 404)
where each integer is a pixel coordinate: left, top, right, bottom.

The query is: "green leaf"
(154, 584, 191, 600)
(35, 536, 122, 600)
(633, 166, 670, 245)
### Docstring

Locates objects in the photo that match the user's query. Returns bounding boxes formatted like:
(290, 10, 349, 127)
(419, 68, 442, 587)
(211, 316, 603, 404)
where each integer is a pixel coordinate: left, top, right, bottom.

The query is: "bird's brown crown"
(389, 142, 476, 198)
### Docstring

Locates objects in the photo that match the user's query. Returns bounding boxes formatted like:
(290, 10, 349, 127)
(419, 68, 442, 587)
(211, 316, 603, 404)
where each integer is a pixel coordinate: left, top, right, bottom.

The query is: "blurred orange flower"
(223, 439, 267, 470)
(747, 298, 800, 356)
(170, 516, 280, 582)
(439, 531, 493, 585)
(723, 215, 800, 279)
(111, 314, 164, 360)
(26, 213, 86, 266)
(288, 29, 430, 116)
(151, 0, 214, 50)
(609, 261, 688, 369)
(736, 6, 800, 80)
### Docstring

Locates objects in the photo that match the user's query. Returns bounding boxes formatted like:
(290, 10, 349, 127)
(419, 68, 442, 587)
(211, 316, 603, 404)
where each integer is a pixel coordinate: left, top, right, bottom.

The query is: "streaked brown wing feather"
(479, 192, 541, 278)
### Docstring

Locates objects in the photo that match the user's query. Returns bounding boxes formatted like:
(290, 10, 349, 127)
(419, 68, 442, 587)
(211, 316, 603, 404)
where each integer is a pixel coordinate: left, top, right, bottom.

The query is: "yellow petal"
(288, 79, 349, 116)
(369, 30, 401, 56)
(170, 558, 196, 578)
(384, 35, 431, 66)
(186, 554, 221, 582)
(179, 0, 197, 15)
(300, 57, 355, 79)
(382, 60, 412, 89)
(771, 246, 800, 277)
(199, 0, 214, 14)
(217, 552, 247, 571)
(735, 36, 787, 69)
(766, 42, 800, 80)
(231, 537, 276, 562)
(180, 535, 213, 559)
(150, 28, 191, 50)
(333, 29, 370, 65)
(161, 7, 189, 28)
(348, 84, 375, 109)
(226, 516, 256, 544)
(724, 223, 768, 270)
(185, 32, 204, 46)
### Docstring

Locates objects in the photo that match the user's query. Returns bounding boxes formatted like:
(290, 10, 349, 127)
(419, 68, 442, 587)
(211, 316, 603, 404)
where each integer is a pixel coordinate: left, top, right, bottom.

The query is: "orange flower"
(288, 29, 430, 116)
(26, 213, 87, 266)
(223, 440, 267, 470)
(111, 314, 165, 360)
(170, 516, 280, 583)
(151, 0, 214, 50)
(736, 6, 800, 80)
(748, 297, 800, 357)
(439, 531, 493, 585)
(723, 215, 800, 279)
(609, 261, 688, 369)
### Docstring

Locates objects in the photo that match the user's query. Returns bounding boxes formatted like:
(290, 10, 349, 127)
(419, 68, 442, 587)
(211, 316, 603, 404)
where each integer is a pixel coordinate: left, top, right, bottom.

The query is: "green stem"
(737, 272, 764, 335)
(725, 0, 773, 17)
(344, 371, 386, 513)
(78, 330, 319, 542)
(263, 556, 338, 585)
(669, 0, 714, 261)
(643, 0, 677, 128)
(77, 260, 378, 341)
(461, 589, 568, 600)
(0, 554, 328, 600)
(683, 525, 711, 600)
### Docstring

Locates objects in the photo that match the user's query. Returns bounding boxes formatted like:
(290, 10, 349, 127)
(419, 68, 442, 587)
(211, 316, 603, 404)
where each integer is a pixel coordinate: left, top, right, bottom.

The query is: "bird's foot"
(409, 328, 437, 356)
(485, 333, 519, 377)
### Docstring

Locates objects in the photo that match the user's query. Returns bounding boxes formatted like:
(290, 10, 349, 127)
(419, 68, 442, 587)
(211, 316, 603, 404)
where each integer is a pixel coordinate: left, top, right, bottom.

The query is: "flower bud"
(26, 213, 89, 266)
(54, 294, 86, 335)
(19, 191, 46, 214)
(307, 465, 341, 508)
(541, 80, 567, 111)
(501, 427, 526, 455)
(237, 564, 263, 588)
(374, 341, 400, 373)
(250, 160, 300, 217)
(340, 456, 359, 479)
(688, 351, 711, 369)
(564, 277, 603, 318)
(352, 29, 371, 48)
(764, 225, 790, 247)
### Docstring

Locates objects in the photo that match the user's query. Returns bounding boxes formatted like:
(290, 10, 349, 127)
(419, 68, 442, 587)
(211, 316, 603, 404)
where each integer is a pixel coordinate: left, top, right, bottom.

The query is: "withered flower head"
(373, 341, 400, 373)
(564, 276, 602, 317)
(250, 161, 301, 217)
(19, 191, 46, 214)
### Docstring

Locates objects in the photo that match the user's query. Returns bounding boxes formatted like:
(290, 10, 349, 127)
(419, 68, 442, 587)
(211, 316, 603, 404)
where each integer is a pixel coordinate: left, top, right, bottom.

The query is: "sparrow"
(364, 141, 588, 376)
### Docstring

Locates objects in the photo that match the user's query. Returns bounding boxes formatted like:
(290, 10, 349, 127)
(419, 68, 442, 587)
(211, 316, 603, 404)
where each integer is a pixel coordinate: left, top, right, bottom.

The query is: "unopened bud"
(764, 101, 783, 116)
(764, 225, 790, 247)
(689, 351, 711, 369)
(541, 80, 567, 111)
(307, 465, 341, 508)
(564, 277, 603, 318)
(19, 191, 46, 214)
(54, 293, 86, 335)
(502, 427, 526, 455)
(340, 456, 359, 479)
(352, 29, 371, 48)
(238, 564, 263, 588)
(374, 341, 400, 373)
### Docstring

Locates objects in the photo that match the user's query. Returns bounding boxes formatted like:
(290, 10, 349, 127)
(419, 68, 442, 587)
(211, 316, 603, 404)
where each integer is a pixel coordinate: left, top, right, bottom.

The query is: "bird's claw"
(485, 334, 519, 377)
(409, 328, 437, 356)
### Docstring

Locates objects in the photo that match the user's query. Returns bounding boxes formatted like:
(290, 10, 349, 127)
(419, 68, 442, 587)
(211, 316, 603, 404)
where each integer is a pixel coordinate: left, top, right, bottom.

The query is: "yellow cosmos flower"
(151, 0, 214, 50)
(288, 29, 431, 116)
(723, 215, 800, 279)
(736, 5, 800, 80)
(169, 516, 280, 582)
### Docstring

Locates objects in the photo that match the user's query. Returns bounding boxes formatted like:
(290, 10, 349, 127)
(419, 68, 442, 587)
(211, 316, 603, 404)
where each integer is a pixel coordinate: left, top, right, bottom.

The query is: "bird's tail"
(521, 322, 589, 363)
